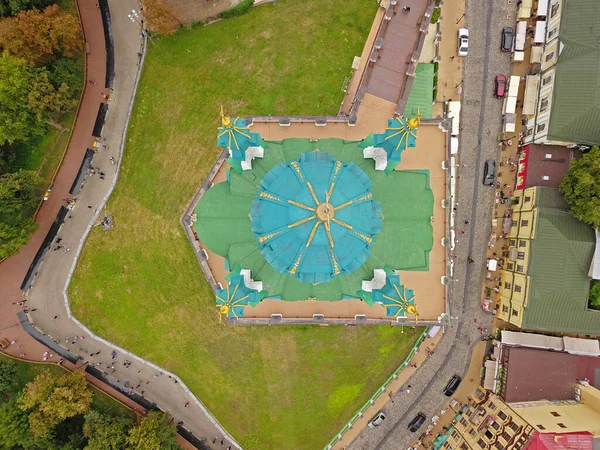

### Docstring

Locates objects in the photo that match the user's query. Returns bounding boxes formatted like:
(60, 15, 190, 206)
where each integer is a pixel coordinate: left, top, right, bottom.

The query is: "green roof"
(404, 63, 434, 119)
(547, 0, 600, 145)
(522, 188, 597, 334)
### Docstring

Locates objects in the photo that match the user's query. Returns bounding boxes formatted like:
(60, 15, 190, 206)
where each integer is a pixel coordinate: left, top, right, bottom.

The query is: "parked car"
(458, 28, 469, 56)
(444, 375, 462, 396)
(501, 27, 514, 52)
(483, 160, 496, 186)
(368, 411, 386, 428)
(494, 75, 507, 98)
(408, 413, 426, 432)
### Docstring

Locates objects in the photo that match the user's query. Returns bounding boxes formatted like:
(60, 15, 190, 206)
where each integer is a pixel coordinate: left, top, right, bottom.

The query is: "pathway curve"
(0, 0, 237, 448)
(346, 0, 516, 448)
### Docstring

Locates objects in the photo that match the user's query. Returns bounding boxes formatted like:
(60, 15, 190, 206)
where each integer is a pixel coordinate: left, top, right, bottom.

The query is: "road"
(347, 0, 516, 448)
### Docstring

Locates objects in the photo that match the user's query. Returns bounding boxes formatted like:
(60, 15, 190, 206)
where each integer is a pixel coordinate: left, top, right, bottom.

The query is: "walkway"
(0, 0, 236, 447)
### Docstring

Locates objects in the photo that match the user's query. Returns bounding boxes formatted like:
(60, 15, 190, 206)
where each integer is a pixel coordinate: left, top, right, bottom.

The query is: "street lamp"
(128, 9, 155, 44)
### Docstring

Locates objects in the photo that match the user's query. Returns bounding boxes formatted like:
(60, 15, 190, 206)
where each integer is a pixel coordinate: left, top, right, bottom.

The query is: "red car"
(494, 75, 507, 98)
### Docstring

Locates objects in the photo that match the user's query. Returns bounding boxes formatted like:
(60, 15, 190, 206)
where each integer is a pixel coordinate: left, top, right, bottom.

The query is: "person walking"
(467, 256, 474, 264)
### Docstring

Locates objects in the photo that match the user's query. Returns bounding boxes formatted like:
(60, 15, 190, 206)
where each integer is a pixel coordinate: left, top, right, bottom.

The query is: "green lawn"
(68, 1, 422, 449)
(0, 354, 134, 418)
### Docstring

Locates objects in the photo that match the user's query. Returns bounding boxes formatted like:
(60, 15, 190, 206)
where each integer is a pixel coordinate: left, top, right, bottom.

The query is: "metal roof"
(547, 0, 600, 145)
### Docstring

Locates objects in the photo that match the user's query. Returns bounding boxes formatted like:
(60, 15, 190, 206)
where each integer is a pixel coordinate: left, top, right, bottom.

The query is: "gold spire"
(220, 105, 232, 128)
(407, 108, 422, 129)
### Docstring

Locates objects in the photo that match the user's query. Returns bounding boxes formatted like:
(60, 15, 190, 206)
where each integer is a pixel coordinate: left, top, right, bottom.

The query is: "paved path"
(346, 0, 516, 448)
(0, 0, 238, 447)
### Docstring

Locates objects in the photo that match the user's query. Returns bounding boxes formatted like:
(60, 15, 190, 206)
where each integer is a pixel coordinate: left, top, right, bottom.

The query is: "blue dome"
(250, 152, 382, 284)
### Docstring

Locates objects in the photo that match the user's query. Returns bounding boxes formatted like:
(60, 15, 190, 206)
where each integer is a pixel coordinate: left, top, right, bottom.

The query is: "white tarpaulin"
(428, 326, 441, 338)
(563, 337, 600, 357)
(504, 114, 516, 133)
(534, 21, 547, 43)
(508, 76, 521, 97)
(448, 101, 461, 135)
(513, 51, 525, 62)
(483, 360, 497, 390)
(523, 75, 540, 115)
(503, 97, 517, 115)
(518, 0, 532, 18)
(537, 0, 548, 16)
(450, 137, 458, 155)
(501, 330, 564, 351)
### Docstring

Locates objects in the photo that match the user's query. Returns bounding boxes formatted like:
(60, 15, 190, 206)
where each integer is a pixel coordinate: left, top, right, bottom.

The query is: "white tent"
(534, 21, 547, 44)
(563, 337, 600, 357)
(448, 101, 461, 136)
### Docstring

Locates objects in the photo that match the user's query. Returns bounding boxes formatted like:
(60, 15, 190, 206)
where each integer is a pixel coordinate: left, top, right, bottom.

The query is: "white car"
(458, 28, 469, 56)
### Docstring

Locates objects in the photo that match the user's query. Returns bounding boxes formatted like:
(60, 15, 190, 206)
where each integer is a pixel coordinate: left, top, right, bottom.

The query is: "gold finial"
(407, 108, 422, 129)
(220, 105, 232, 128)
(406, 304, 419, 315)
(219, 304, 230, 315)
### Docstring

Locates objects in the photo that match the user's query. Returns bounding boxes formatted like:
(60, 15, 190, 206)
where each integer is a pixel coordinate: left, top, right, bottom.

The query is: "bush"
(47, 57, 81, 98)
(219, 0, 254, 19)
(589, 280, 600, 310)
(430, 7, 441, 24)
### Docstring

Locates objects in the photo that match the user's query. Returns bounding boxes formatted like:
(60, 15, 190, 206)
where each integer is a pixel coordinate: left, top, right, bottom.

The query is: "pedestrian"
(450, 55, 455, 61)
(221, 440, 224, 445)
(464, 220, 470, 224)
(185, 402, 190, 407)
(467, 256, 474, 264)
(402, 5, 411, 11)
(460, 231, 465, 235)
(53, 315, 58, 319)
(213, 438, 217, 444)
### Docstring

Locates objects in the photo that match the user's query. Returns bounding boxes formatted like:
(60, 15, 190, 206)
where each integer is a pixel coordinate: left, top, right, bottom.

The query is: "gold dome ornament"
(405, 304, 419, 315)
(219, 304, 230, 315)
(406, 108, 422, 129)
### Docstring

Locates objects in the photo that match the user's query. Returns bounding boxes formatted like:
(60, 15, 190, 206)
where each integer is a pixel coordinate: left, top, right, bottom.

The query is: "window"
(550, 411, 560, 417)
(485, 430, 494, 439)
(514, 285, 522, 293)
(509, 239, 517, 246)
(519, 240, 527, 248)
(498, 411, 507, 420)
(470, 428, 478, 437)
(502, 431, 512, 441)
(489, 402, 497, 411)
(478, 438, 486, 449)
(543, 75, 552, 86)
(524, 196, 531, 202)
(540, 97, 549, 112)
(517, 252, 525, 260)
(517, 265, 524, 272)
(492, 421, 501, 430)
(551, 2, 559, 18)
(508, 262, 514, 271)
(452, 431, 460, 440)
(502, 305, 509, 313)
(496, 443, 505, 450)
(512, 309, 519, 317)
(461, 444, 469, 450)
(504, 282, 512, 289)
(537, 424, 546, 430)
(460, 417, 468, 426)
(537, 123, 546, 133)
(522, 219, 529, 227)
(545, 51, 554, 62)
(510, 422, 520, 432)
(548, 28, 557, 39)
(557, 423, 567, 429)
(512, 220, 518, 227)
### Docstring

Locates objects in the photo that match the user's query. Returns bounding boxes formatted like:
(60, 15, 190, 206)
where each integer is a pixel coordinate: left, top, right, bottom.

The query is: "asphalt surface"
(347, 0, 516, 448)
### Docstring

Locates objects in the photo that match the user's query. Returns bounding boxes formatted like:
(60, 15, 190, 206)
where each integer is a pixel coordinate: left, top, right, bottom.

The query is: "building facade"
(497, 187, 597, 334)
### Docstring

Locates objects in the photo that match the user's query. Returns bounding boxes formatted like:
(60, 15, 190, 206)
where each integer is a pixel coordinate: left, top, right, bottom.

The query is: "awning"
(509, 247, 518, 261)
(534, 21, 547, 43)
(508, 76, 521, 97)
(523, 75, 540, 115)
(501, 330, 564, 351)
(517, 21, 527, 34)
(563, 336, 600, 357)
(483, 360, 496, 390)
(503, 97, 517, 114)
(518, 0, 532, 18)
(513, 51, 525, 62)
(530, 46, 543, 63)
(487, 259, 498, 271)
(428, 326, 442, 338)
(515, 34, 526, 52)
(537, 0, 548, 16)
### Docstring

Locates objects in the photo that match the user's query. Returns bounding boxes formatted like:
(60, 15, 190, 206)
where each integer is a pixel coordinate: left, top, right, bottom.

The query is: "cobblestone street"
(347, 0, 517, 448)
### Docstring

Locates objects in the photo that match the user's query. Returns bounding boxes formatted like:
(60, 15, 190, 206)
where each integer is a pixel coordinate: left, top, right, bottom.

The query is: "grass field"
(0, 354, 134, 418)
(68, 1, 422, 448)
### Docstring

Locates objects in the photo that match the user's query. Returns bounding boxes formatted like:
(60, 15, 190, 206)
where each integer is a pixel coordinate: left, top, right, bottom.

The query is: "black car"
(483, 160, 496, 186)
(408, 413, 426, 432)
(501, 27, 514, 52)
(444, 375, 462, 396)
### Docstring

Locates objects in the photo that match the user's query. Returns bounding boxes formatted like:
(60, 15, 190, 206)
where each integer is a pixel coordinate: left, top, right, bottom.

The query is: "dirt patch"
(166, 0, 242, 23)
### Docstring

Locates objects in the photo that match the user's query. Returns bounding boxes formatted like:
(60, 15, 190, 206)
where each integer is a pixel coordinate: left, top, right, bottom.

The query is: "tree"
(27, 69, 75, 121)
(0, 0, 54, 17)
(0, 4, 81, 64)
(18, 370, 93, 437)
(559, 146, 600, 229)
(141, 0, 179, 36)
(0, 394, 35, 448)
(126, 411, 179, 450)
(83, 410, 133, 450)
(0, 169, 44, 258)
(0, 359, 17, 395)
(0, 51, 40, 144)
(590, 280, 600, 310)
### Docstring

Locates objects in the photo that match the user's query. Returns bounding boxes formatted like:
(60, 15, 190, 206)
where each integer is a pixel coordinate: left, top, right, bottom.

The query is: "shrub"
(430, 7, 441, 24)
(219, 0, 254, 19)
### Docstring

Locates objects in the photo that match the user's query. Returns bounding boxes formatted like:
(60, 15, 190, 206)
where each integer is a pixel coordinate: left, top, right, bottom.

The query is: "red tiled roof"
(524, 431, 593, 450)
